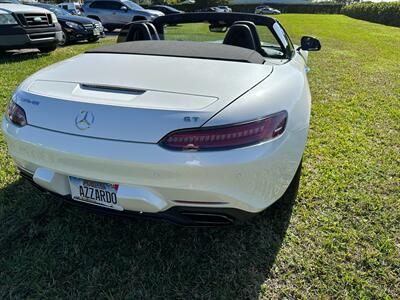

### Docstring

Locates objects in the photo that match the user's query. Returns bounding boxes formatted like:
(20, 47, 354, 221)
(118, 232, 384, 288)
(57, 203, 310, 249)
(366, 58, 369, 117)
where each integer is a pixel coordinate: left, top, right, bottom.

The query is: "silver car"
(82, 0, 163, 32)
(254, 6, 281, 15)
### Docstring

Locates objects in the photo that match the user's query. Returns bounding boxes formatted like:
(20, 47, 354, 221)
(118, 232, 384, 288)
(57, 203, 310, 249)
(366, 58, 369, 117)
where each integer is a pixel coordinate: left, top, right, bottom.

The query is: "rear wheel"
(38, 45, 57, 53)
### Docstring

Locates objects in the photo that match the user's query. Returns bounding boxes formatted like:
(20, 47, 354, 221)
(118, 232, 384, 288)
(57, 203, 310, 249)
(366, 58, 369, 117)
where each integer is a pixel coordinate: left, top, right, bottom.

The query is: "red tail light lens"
(7, 101, 27, 127)
(160, 111, 287, 151)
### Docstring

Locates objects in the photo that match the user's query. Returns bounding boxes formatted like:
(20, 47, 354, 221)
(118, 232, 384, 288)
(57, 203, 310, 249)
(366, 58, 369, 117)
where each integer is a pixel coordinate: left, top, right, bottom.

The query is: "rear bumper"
(0, 24, 62, 50)
(3, 116, 306, 220)
(19, 168, 254, 226)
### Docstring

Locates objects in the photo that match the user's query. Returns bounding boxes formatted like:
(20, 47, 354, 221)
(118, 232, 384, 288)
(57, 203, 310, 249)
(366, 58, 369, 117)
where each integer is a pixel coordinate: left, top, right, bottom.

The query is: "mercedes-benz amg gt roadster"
(2, 13, 321, 225)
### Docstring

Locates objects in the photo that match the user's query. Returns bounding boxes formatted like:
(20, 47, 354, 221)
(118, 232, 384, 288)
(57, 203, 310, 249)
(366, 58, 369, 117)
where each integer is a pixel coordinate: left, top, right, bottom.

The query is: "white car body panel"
(3, 115, 307, 213)
(16, 53, 273, 142)
(3, 52, 309, 214)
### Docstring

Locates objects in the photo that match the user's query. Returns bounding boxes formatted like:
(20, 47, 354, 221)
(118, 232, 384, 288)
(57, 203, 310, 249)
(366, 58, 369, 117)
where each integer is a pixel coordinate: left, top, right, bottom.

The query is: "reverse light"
(7, 101, 27, 127)
(160, 111, 288, 151)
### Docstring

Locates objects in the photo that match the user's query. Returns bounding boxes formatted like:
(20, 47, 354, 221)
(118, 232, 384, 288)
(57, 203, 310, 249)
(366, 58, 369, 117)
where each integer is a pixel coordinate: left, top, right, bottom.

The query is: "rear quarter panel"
(204, 54, 311, 182)
(205, 54, 311, 131)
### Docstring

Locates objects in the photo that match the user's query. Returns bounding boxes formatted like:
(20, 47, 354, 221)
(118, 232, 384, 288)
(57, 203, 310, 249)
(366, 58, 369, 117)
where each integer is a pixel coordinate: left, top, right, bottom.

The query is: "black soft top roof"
(152, 12, 276, 28)
(86, 40, 266, 64)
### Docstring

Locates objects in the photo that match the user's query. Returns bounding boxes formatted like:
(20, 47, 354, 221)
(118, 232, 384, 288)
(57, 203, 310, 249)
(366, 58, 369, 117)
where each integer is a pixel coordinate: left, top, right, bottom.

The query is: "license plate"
(93, 28, 100, 36)
(69, 176, 123, 211)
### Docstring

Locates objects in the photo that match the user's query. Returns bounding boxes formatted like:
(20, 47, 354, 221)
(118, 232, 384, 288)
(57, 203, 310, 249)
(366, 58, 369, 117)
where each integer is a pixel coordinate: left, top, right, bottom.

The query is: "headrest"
(232, 21, 265, 56)
(146, 22, 160, 40)
(223, 24, 257, 51)
(126, 22, 160, 41)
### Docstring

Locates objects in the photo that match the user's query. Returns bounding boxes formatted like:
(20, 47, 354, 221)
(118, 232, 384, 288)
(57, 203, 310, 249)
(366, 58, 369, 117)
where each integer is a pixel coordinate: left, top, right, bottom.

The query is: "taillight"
(6, 101, 27, 127)
(160, 111, 287, 151)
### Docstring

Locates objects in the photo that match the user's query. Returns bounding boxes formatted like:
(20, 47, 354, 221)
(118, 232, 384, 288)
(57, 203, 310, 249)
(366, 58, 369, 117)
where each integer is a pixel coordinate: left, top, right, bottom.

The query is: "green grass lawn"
(0, 14, 399, 299)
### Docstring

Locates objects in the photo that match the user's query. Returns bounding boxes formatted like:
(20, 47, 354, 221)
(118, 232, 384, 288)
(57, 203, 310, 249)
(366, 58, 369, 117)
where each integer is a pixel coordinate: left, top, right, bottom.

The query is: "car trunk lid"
(19, 53, 273, 143)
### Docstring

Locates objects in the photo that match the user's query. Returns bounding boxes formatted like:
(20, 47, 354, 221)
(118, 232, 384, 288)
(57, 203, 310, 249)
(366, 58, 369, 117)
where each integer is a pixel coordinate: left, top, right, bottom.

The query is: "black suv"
(0, 0, 62, 52)
(31, 3, 104, 46)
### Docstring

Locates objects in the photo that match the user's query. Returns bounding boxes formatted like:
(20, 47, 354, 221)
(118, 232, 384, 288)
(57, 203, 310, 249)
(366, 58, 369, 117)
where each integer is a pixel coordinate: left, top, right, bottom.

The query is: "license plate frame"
(69, 176, 123, 211)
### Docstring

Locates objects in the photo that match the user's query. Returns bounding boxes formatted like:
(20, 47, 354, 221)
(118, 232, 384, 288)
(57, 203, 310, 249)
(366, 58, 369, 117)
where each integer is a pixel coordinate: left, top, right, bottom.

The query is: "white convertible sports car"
(2, 13, 320, 225)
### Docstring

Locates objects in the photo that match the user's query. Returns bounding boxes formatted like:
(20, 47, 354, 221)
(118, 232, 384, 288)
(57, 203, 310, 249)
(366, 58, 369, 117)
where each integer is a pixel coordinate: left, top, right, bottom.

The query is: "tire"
(58, 31, 69, 47)
(105, 26, 115, 32)
(88, 37, 100, 43)
(38, 45, 57, 53)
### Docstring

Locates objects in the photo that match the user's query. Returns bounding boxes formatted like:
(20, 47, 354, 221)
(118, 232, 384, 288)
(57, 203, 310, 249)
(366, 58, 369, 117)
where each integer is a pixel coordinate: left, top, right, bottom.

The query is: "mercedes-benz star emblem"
(75, 111, 94, 130)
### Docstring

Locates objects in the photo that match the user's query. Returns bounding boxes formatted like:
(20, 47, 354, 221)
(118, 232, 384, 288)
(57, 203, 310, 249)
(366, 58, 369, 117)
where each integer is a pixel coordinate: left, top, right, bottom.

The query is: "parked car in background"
(32, 3, 104, 46)
(82, 0, 164, 32)
(254, 5, 281, 15)
(217, 6, 232, 12)
(147, 5, 183, 15)
(0, 0, 62, 52)
(58, 2, 82, 15)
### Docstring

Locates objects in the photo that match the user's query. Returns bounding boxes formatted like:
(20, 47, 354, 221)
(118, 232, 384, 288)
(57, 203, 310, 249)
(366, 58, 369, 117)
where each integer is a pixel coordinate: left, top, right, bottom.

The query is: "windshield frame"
(152, 13, 293, 59)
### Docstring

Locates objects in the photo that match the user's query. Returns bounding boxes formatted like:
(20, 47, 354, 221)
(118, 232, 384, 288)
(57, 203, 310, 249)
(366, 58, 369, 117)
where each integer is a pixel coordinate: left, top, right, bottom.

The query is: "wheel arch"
(132, 16, 147, 22)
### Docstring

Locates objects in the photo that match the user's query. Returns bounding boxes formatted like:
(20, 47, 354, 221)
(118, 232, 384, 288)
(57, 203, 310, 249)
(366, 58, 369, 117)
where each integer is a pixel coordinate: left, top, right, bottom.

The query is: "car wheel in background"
(59, 31, 69, 46)
(38, 46, 57, 53)
(105, 25, 115, 32)
(88, 37, 100, 43)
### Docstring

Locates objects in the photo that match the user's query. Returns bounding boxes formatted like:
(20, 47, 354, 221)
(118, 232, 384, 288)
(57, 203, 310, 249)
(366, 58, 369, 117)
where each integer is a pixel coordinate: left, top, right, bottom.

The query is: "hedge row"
(342, 2, 400, 27)
(170, 3, 343, 14)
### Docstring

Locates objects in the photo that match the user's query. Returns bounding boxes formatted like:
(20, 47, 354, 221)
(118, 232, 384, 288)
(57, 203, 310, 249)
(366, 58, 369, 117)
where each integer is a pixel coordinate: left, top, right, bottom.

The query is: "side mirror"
(121, 6, 128, 11)
(300, 36, 321, 51)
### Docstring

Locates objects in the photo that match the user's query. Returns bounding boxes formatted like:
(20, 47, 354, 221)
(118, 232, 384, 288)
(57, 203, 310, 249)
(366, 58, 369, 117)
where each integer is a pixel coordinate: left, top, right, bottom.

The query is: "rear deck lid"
(18, 52, 273, 143)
